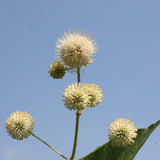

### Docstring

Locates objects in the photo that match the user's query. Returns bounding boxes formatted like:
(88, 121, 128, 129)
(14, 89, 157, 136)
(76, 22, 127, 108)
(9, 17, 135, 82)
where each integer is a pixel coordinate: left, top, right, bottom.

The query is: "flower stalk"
(70, 68, 81, 160)
(70, 114, 80, 160)
(29, 131, 69, 160)
(77, 68, 80, 83)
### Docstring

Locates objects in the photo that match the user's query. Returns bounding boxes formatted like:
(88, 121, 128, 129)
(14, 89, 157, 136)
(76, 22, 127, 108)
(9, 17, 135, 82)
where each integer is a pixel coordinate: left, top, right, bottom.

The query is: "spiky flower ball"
(63, 83, 103, 111)
(5, 111, 34, 140)
(55, 30, 98, 69)
(63, 83, 89, 111)
(48, 60, 66, 79)
(108, 118, 138, 147)
(82, 83, 103, 107)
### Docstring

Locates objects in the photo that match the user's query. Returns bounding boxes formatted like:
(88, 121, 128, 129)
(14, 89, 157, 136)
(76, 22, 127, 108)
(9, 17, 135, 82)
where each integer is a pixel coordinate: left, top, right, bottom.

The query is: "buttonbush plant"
(5, 30, 160, 160)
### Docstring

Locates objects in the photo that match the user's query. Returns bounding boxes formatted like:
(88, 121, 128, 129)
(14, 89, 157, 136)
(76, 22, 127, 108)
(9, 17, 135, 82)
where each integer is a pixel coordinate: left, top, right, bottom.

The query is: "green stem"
(70, 68, 81, 160)
(70, 114, 80, 160)
(29, 131, 69, 160)
(77, 68, 80, 83)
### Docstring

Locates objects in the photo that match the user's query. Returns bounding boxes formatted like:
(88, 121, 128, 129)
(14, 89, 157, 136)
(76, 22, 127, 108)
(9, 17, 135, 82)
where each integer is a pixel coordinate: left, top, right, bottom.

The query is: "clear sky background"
(0, 0, 160, 160)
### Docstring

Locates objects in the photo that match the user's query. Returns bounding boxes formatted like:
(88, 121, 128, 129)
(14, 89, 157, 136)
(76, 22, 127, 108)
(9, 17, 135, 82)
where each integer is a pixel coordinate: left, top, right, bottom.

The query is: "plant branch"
(70, 114, 81, 160)
(29, 131, 69, 160)
(70, 68, 81, 160)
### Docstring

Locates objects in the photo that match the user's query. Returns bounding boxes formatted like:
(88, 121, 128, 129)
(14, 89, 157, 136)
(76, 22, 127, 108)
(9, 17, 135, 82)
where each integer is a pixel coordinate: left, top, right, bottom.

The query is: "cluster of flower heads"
(63, 83, 103, 111)
(5, 111, 34, 140)
(48, 30, 98, 78)
(5, 29, 139, 150)
(108, 118, 138, 147)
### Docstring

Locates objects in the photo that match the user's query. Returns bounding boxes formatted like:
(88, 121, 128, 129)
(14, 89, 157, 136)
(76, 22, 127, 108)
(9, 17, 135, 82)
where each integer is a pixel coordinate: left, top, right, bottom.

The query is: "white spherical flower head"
(63, 83, 89, 111)
(55, 30, 98, 69)
(5, 111, 34, 140)
(108, 118, 138, 147)
(82, 83, 103, 107)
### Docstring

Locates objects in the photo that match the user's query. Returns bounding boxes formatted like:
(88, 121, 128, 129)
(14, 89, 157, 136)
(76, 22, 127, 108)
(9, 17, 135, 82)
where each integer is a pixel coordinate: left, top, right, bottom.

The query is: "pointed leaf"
(79, 120, 160, 160)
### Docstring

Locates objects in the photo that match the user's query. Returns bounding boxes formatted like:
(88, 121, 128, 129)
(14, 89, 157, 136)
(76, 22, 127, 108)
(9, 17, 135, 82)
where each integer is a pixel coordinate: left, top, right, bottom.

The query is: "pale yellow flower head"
(55, 30, 98, 69)
(108, 118, 138, 147)
(81, 83, 103, 107)
(5, 111, 34, 140)
(63, 83, 89, 111)
(63, 83, 103, 111)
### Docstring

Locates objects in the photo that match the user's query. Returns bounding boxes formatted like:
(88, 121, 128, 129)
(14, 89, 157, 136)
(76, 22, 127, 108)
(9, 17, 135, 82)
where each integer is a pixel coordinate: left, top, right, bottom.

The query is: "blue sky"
(0, 0, 160, 160)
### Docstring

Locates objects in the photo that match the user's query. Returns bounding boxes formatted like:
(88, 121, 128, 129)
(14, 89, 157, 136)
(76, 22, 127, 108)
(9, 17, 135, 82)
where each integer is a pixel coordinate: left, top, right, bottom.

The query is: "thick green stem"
(70, 114, 80, 160)
(70, 68, 81, 160)
(29, 132, 69, 160)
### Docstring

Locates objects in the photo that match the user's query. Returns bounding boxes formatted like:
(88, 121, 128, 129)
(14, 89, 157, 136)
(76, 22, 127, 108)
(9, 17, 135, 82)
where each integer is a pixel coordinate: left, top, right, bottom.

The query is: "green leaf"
(79, 120, 160, 160)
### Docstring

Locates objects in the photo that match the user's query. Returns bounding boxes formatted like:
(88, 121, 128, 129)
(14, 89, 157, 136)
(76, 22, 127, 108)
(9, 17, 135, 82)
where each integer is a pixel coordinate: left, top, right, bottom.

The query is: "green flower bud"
(48, 60, 66, 79)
